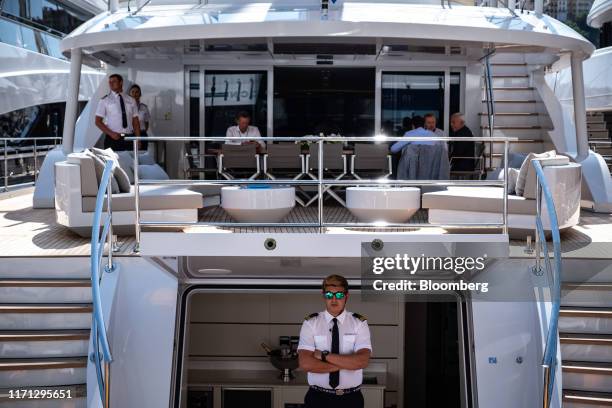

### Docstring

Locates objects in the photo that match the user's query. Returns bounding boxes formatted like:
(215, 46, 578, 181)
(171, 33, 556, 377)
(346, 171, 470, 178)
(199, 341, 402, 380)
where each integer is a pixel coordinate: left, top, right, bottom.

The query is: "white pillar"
(508, 0, 516, 10)
(571, 53, 589, 162)
(62, 48, 82, 155)
(109, 0, 119, 12)
(535, 0, 543, 14)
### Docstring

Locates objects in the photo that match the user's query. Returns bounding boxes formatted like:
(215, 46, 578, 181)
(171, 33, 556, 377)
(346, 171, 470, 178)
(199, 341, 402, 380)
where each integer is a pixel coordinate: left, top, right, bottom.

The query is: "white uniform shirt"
(136, 103, 150, 131)
(297, 309, 372, 389)
(95, 91, 139, 134)
(225, 125, 265, 149)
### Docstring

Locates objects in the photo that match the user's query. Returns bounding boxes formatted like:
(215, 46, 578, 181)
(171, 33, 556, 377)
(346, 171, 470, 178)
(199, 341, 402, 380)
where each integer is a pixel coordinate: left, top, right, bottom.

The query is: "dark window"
(382, 71, 445, 136)
(602, 22, 612, 49)
(204, 71, 268, 137)
(274, 67, 374, 137)
(450, 72, 461, 124)
(1, 0, 90, 34)
(0, 102, 64, 146)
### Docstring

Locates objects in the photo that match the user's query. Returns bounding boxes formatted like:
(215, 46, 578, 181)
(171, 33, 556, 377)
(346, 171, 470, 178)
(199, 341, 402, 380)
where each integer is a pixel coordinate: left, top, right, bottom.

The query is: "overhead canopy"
(61, 2, 595, 60)
(587, 0, 612, 28)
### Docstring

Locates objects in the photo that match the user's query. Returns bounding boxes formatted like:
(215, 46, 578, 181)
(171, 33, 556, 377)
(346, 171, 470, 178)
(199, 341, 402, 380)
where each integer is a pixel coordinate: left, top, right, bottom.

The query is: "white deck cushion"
(84, 150, 120, 194)
(515, 150, 555, 196)
(82, 185, 202, 212)
(522, 155, 570, 199)
(66, 153, 98, 197)
(422, 187, 536, 215)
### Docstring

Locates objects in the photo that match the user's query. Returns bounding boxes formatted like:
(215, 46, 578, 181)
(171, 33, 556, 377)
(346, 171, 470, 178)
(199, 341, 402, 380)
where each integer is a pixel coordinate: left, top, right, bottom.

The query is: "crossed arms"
(298, 349, 371, 374)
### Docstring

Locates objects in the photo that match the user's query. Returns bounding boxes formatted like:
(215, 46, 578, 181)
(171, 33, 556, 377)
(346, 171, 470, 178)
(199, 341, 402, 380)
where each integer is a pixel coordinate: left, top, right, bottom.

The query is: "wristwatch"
(321, 350, 329, 362)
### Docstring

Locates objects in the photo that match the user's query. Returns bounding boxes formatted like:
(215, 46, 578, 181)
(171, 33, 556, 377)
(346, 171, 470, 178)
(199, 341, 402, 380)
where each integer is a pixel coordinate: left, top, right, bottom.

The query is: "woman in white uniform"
(129, 84, 151, 150)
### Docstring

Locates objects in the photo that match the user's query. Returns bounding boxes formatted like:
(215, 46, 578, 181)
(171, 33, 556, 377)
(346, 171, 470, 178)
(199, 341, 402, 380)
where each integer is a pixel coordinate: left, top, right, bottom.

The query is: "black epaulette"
(352, 313, 367, 322)
(304, 312, 318, 321)
(101, 93, 109, 99)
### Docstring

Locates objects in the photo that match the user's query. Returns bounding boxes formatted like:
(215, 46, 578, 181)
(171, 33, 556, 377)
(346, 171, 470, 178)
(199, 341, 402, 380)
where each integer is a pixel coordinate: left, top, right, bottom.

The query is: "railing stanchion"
(534, 171, 541, 274)
(3, 140, 7, 192)
(33, 139, 37, 181)
(317, 139, 324, 232)
(133, 139, 141, 252)
(104, 361, 111, 408)
(106, 175, 114, 272)
(502, 139, 509, 235)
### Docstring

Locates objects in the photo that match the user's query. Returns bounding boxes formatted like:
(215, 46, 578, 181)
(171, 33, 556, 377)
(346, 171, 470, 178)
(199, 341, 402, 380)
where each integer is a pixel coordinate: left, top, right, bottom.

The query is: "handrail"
(127, 135, 514, 249)
(483, 50, 496, 170)
(532, 160, 562, 408)
(90, 160, 115, 408)
(2, 137, 62, 192)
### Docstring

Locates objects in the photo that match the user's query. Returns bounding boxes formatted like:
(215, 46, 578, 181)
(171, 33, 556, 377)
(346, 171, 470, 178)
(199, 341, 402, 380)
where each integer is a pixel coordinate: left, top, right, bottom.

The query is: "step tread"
(491, 74, 529, 78)
(0, 279, 91, 288)
(563, 282, 612, 290)
(480, 125, 546, 129)
(560, 333, 612, 345)
(478, 112, 540, 116)
(0, 384, 86, 400)
(563, 389, 612, 405)
(560, 307, 612, 318)
(563, 361, 612, 375)
(0, 330, 90, 342)
(0, 304, 93, 313)
(489, 87, 535, 90)
(0, 357, 87, 371)
(482, 100, 537, 103)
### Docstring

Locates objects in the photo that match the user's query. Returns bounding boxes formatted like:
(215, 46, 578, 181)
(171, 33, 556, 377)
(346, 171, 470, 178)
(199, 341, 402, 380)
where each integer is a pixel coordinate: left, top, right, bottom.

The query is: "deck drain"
(371, 239, 384, 251)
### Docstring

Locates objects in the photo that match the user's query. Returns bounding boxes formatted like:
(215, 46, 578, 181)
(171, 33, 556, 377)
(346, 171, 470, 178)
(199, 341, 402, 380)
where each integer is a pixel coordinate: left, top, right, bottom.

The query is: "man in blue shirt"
(390, 116, 436, 153)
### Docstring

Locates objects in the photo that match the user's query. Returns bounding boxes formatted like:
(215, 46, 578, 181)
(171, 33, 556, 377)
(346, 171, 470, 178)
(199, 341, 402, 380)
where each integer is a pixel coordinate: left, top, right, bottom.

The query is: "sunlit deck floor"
(0, 188, 136, 257)
(1, 189, 611, 258)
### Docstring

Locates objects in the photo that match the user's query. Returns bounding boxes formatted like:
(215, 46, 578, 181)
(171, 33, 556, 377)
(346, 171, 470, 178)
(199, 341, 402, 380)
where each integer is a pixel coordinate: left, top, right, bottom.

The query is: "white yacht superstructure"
(0, 1, 611, 407)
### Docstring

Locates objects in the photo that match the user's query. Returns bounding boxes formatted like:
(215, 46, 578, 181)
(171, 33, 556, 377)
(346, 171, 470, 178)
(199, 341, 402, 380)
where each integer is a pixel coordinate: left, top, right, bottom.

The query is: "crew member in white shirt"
(225, 111, 265, 152)
(95, 74, 141, 151)
(298, 274, 372, 408)
(129, 84, 150, 151)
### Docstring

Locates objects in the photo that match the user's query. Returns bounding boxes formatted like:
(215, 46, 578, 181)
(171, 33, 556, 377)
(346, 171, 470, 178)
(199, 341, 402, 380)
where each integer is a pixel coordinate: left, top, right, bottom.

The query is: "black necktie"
(329, 318, 339, 389)
(118, 94, 128, 128)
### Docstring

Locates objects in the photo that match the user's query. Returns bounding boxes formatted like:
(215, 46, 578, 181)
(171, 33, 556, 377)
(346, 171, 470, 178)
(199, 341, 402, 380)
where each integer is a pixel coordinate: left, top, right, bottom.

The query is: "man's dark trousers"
(303, 388, 364, 408)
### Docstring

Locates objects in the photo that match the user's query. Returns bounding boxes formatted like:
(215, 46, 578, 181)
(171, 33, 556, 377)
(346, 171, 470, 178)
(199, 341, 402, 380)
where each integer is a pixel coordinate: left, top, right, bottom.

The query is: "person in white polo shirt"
(95, 74, 141, 151)
(298, 274, 372, 408)
(225, 111, 265, 153)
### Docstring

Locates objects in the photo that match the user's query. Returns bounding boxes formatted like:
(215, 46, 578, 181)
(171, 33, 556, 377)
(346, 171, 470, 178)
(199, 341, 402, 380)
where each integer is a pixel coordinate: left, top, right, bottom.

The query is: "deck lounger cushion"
(90, 148, 131, 193)
(84, 149, 120, 194)
(522, 156, 570, 199)
(508, 168, 519, 195)
(422, 187, 536, 215)
(82, 186, 202, 212)
(515, 150, 555, 196)
(116, 151, 135, 183)
(66, 153, 99, 197)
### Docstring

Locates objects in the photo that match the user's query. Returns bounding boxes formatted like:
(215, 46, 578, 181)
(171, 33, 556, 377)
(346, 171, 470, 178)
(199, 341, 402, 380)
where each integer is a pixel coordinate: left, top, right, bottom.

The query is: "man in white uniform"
(95, 74, 141, 151)
(298, 274, 372, 408)
(225, 111, 265, 152)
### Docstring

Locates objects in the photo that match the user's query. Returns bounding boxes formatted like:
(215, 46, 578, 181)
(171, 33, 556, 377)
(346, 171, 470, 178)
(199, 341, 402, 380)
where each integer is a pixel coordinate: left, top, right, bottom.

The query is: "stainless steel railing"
(0, 137, 62, 191)
(126, 135, 516, 250)
(90, 160, 115, 408)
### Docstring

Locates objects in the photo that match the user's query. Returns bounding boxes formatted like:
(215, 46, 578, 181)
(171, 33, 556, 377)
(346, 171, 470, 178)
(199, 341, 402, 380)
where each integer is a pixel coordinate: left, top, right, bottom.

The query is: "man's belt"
(310, 385, 361, 396)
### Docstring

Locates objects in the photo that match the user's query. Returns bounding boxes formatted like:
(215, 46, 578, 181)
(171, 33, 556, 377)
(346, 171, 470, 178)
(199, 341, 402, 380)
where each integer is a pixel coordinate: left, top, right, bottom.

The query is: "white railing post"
(570, 53, 589, 162)
(133, 139, 141, 252)
(534, 170, 542, 275)
(318, 139, 324, 232)
(3, 140, 7, 192)
(61, 48, 82, 156)
(503, 140, 509, 235)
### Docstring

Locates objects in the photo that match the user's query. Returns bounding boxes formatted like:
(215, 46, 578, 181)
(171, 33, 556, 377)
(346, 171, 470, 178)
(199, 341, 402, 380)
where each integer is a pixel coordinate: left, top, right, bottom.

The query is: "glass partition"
(381, 71, 445, 135)
(204, 70, 268, 137)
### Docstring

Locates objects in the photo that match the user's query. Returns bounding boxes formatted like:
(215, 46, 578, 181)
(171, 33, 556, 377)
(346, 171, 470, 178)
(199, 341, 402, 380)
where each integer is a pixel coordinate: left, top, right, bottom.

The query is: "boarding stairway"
(587, 112, 612, 174)
(0, 259, 90, 407)
(481, 52, 553, 169)
(560, 278, 612, 406)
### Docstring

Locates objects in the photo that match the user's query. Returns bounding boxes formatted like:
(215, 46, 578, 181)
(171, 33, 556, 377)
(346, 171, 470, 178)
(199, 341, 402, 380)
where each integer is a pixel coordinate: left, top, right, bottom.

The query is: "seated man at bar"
(448, 112, 475, 172)
(225, 111, 265, 153)
(389, 115, 436, 154)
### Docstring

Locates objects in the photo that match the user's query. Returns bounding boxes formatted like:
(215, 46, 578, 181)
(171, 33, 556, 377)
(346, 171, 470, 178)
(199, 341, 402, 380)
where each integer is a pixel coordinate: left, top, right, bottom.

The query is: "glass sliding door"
(204, 70, 268, 137)
(381, 72, 445, 135)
